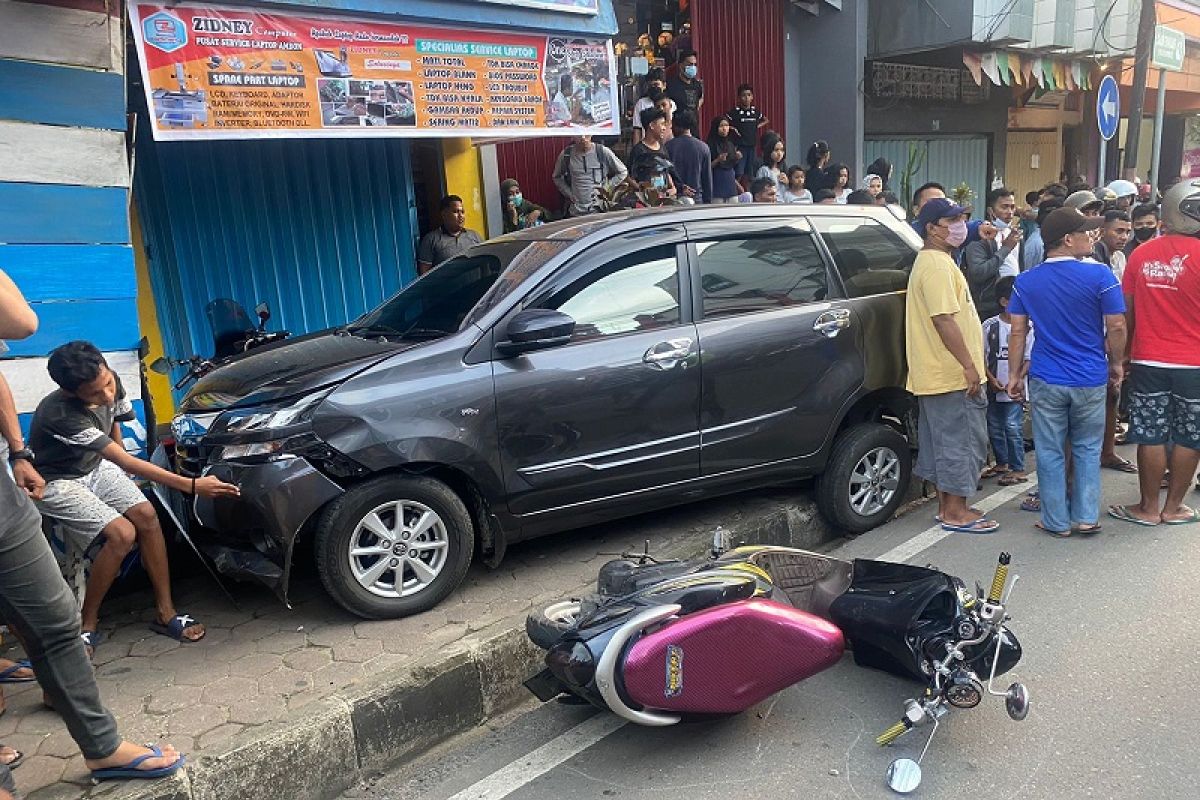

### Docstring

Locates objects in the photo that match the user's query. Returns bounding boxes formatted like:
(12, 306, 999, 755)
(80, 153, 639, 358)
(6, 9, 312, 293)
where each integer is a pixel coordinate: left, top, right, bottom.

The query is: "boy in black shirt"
(727, 83, 768, 179)
(30, 342, 238, 652)
(666, 50, 704, 121)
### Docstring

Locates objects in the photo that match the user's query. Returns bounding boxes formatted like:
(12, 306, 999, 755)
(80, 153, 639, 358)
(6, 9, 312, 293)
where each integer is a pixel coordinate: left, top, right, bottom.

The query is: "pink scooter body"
(622, 599, 845, 714)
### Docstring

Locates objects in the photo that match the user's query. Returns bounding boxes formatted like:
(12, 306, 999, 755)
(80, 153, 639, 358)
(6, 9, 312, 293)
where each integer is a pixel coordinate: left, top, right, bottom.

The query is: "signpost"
(1097, 74, 1119, 184)
(1151, 25, 1186, 191)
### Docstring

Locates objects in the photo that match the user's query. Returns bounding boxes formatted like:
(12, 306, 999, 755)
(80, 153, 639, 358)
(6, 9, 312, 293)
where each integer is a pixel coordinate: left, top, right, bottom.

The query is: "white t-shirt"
(994, 221, 1021, 277)
(982, 315, 1034, 402)
(632, 96, 676, 130)
(781, 188, 813, 203)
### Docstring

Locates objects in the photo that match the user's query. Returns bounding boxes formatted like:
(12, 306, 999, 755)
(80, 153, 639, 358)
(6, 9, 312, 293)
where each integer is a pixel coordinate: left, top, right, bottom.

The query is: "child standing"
(982, 276, 1033, 485)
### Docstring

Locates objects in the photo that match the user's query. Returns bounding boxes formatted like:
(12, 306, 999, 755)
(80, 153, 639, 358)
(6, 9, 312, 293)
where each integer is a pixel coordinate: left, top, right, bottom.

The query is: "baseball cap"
(1040, 206, 1104, 245)
(914, 197, 970, 236)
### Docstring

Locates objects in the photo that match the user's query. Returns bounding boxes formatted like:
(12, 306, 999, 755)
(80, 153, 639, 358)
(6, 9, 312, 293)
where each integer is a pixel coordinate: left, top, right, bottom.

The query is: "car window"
(811, 217, 916, 298)
(538, 245, 681, 342)
(693, 231, 829, 319)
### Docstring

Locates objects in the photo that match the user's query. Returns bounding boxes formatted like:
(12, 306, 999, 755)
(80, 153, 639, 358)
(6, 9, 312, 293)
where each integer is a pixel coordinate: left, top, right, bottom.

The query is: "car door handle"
(643, 338, 693, 370)
(813, 309, 851, 338)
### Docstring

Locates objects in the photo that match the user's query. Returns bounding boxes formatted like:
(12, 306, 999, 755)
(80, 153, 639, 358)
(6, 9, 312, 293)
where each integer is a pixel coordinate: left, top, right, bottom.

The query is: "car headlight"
(214, 392, 327, 438)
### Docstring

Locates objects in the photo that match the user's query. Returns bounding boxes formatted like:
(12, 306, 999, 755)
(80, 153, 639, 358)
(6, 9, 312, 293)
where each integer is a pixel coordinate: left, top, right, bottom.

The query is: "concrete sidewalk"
(0, 483, 922, 800)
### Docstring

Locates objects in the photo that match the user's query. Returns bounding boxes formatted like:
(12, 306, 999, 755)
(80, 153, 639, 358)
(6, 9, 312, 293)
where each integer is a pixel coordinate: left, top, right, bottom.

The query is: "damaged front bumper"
(154, 445, 344, 604)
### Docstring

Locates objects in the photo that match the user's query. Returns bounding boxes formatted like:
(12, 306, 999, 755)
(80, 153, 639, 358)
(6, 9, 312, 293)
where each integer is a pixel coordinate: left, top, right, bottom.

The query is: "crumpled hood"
(180, 332, 406, 411)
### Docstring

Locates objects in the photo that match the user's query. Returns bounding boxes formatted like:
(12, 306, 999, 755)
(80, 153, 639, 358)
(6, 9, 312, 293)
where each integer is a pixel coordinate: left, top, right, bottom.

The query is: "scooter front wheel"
(526, 600, 582, 650)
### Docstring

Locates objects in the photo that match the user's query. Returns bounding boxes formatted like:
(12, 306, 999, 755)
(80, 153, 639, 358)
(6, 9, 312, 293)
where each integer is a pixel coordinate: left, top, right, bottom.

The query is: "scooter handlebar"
(987, 552, 1011, 604)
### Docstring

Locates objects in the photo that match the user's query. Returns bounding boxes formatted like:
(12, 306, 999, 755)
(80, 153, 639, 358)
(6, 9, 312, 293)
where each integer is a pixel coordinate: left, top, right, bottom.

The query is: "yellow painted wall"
(131, 206, 175, 426)
(441, 137, 487, 234)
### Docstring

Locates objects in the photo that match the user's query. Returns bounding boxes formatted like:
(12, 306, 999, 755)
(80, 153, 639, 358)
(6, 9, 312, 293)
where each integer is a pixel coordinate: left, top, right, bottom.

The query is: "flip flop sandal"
(980, 465, 1008, 479)
(149, 614, 205, 643)
(0, 660, 34, 684)
(0, 748, 23, 772)
(934, 507, 983, 523)
(90, 744, 185, 782)
(941, 518, 1000, 534)
(80, 631, 102, 659)
(1035, 522, 1071, 538)
(1107, 505, 1160, 527)
(1162, 508, 1200, 526)
(1102, 458, 1139, 474)
(999, 474, 1030, 486)
(1072, 524, 1103, 535)
(1020, 497, 1041, 512)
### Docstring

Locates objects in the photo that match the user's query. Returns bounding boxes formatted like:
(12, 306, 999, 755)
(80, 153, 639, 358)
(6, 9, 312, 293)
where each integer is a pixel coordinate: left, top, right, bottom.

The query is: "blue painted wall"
(0, 1, 147, 456)
(133, 131, 419, 385)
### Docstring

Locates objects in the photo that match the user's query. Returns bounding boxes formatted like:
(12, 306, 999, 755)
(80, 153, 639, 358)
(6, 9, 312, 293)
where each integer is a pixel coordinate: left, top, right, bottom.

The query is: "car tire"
(314, 475, 474, 619)
(526, 600, 582, 650)
(816, 423, 912, 533)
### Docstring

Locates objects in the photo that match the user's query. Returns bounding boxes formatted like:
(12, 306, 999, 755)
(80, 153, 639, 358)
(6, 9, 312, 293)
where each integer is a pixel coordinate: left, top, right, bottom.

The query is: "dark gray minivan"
(161, 204, 922, 619)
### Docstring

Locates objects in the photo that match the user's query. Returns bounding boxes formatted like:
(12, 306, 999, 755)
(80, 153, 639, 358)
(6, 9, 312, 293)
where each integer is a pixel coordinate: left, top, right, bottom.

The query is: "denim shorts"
(1126, 364, 1200, 450)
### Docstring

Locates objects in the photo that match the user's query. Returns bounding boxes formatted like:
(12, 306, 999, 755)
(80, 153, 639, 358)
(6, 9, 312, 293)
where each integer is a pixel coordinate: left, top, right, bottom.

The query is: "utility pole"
(1123, 0, 1158, 181)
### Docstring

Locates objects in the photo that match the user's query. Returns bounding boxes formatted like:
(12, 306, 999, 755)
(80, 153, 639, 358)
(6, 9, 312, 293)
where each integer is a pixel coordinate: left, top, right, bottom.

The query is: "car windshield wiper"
(344, 323, 404, 339)
(397, 327, 449, 339)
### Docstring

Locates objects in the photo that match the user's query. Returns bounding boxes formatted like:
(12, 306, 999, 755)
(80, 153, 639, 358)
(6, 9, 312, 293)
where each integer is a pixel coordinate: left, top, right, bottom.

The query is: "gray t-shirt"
(416, 227, 483, 268)
(28, 378, 135, 482)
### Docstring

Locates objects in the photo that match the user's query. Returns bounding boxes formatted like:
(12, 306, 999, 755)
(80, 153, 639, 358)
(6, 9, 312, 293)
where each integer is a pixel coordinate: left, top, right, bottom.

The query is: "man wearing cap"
(1064, 189, 1105, 217)
(906, 198, 999, 534)
(1006, 207, 1128, 537)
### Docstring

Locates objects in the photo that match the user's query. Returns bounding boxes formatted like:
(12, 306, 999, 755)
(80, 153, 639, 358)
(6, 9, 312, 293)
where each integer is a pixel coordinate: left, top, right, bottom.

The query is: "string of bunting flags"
(963, 51, 1095, 92)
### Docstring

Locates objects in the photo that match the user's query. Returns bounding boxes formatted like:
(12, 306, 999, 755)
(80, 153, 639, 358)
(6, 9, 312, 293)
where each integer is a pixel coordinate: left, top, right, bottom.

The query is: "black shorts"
(1126, 364, 1200, 450)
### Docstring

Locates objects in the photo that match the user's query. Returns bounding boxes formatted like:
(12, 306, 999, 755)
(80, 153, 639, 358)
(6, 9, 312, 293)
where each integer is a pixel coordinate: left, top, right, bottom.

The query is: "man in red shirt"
(1109, 180, 1200, 526)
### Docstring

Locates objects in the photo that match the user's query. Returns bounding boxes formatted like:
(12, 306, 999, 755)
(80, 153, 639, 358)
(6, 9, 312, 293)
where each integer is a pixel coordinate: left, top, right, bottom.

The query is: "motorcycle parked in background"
(524, 533, 1030, 793)
(151, 299, 289, 390)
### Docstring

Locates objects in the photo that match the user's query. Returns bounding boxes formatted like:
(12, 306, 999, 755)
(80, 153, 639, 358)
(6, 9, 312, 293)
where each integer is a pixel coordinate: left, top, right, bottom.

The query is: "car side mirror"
(497, 309, 575, 356)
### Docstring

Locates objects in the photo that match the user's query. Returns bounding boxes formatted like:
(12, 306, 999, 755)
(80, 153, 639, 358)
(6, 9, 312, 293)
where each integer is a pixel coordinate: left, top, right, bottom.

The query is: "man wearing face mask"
(963, 188, 1022, 320)
(1126, 203, 1160, 256)
(666, 51, 703, 122)
(1006, 208, 1128, 537)
(906, 198, 999, 534)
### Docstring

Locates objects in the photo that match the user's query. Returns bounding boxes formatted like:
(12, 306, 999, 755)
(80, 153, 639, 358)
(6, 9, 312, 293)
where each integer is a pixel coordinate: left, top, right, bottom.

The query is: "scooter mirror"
(1005, 682, 1030, 721)
(886, 758, 922, 794)
(149, 357, 171, 375)
(255, 302, 271, 331)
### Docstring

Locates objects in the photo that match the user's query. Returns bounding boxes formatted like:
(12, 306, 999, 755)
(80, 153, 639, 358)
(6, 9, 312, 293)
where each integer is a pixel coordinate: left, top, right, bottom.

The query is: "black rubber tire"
(525, 600, 582, 650)
(815, 422, 912, 534)
(313, 475, 474, 619)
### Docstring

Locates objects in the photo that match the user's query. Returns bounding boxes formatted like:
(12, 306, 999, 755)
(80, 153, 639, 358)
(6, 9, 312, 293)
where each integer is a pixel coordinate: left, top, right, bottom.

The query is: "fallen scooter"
(523, 533, 1030, 793)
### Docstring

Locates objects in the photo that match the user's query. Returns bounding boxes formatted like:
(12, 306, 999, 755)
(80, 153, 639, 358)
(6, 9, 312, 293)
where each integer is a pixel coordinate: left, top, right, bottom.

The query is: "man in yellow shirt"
(906, 198, 999, 533)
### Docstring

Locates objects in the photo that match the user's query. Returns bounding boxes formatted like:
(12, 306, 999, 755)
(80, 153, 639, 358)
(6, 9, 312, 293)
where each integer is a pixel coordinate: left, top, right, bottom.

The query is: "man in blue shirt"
(665, 110, 713, 204)
(1006, 208, 1128, 536)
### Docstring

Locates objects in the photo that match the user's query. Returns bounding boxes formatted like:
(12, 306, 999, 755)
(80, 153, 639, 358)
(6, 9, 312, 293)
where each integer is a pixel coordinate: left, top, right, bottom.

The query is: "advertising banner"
(475, 0, 600, 14)
(129, 3, 618, 141)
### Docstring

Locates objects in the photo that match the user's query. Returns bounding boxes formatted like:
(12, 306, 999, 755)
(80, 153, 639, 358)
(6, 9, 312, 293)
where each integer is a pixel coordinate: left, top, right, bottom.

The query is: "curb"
(88, 487, 926, 800)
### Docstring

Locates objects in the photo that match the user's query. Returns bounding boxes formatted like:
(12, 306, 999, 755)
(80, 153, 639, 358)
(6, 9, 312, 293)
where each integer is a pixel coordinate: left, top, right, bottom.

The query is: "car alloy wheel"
(347, 500, 450, 598)
(848, 445, 901, 517)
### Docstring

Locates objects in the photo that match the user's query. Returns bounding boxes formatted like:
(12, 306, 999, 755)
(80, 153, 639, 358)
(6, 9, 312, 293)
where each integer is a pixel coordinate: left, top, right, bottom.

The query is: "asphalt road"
(343, 458, 1200, 800)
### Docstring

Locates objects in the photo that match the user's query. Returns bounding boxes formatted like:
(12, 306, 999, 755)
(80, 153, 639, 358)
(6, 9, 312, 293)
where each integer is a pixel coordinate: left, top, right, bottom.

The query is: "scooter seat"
(622, 598, 844, 714)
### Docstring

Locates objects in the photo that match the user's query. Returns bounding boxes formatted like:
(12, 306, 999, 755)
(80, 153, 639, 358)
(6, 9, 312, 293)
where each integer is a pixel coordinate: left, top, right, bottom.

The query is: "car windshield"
(348, 239, 569, 338)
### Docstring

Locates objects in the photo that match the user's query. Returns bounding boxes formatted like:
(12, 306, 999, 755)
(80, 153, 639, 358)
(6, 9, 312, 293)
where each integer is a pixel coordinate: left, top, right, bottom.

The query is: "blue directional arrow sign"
(1097, 75, 1119, 142)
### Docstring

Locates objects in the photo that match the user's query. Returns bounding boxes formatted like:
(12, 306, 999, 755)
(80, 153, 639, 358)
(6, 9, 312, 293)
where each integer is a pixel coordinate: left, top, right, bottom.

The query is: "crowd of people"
(905, 176, 1200, 538)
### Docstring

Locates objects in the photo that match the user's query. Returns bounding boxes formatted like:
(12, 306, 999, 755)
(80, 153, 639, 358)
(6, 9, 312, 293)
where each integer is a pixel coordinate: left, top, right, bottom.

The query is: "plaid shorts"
(34, 460, 147, 540)
(1126, 364, 1200, 450)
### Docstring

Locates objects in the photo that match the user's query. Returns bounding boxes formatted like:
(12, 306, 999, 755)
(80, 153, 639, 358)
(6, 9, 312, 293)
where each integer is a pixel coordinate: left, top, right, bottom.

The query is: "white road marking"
(445, 713, 627, 800)
(878, 478, 1039, 564)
